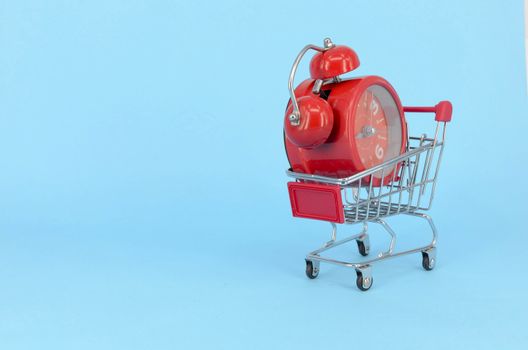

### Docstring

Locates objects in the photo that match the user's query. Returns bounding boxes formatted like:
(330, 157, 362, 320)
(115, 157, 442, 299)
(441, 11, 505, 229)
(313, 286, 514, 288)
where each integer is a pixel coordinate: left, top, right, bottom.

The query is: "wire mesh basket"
(286, 109, 451, 291)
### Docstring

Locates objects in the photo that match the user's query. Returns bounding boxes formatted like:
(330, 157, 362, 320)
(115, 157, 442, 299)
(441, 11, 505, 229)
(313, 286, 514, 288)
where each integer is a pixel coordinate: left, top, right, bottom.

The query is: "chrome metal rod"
(286, 141, 442, 186)
(375, 219, 396, 256)
(405, 212, 438, 246)
(307, 244, 434, 268)
(307, 214, 438, 268)
(287, 39, 333, 121)
(309, 233, 365, 256)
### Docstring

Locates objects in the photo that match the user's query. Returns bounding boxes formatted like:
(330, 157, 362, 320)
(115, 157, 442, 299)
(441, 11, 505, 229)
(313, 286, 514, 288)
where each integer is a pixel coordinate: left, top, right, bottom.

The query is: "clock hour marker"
(370, 99, 379, 115)
(375, 144, 384, 159)
(354, 88, 394, 169)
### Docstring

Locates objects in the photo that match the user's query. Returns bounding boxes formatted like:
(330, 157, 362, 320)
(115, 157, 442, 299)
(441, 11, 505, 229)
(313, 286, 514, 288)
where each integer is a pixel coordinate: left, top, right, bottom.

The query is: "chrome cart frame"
(287, 119, 449, 291)
(285, 38, 452, 291)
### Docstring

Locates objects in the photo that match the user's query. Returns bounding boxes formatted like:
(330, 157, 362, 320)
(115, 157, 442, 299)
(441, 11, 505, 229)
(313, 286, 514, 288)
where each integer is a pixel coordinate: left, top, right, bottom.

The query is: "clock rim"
(345, 76, 407, 175)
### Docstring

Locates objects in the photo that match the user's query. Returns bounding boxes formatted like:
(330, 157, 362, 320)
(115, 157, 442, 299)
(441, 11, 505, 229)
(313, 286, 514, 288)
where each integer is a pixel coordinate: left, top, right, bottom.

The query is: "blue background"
(1, 0, 527, 349)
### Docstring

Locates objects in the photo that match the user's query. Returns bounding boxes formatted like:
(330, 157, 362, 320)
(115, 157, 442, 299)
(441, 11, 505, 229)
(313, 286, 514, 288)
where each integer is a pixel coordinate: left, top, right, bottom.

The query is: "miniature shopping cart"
(284, 38, 452, 291)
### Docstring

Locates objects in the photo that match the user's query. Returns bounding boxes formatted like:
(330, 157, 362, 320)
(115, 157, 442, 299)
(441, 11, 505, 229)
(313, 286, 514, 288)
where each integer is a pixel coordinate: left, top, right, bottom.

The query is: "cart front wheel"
(422, 251, 436, 271)
(305, 260, 319, 279)
(356, 240, 369, 256)
(355, 270, 373, 291)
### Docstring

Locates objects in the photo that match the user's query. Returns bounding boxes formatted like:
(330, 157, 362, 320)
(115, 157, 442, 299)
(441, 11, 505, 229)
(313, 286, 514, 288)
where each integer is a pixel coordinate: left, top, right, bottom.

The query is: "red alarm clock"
(284, 38, 407, 181)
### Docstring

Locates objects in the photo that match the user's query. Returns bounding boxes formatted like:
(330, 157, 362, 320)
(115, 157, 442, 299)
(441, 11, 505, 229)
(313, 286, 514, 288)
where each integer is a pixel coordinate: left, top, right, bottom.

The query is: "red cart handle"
(403, 101, 452, 122)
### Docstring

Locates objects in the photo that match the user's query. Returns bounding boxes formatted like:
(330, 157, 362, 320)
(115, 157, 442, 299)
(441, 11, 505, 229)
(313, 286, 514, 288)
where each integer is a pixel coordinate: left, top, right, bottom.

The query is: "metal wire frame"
(286, 122, 447, 223)
(286, 121, 447, 289)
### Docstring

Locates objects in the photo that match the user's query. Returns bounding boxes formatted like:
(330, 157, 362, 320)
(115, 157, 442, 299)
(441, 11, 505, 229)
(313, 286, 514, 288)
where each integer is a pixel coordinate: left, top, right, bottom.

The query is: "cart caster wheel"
(356, 240, 369, 256)
(355, 267, 373, 291)
(305, 260, 319, 279)
(356, 234, 370, 257)
(421, 248, 436, 271)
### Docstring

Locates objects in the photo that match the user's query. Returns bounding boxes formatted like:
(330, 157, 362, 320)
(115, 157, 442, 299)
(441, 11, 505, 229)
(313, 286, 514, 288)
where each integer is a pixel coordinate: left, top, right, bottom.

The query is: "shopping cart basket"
(284, 39, 453, 291)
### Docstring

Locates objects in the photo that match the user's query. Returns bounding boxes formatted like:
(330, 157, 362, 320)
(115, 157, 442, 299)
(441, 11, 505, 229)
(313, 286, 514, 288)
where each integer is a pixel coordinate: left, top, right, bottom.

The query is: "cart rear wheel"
(422, 251, 435, 271)
(356, 240, 369, 256)
(355, 271, 373, 291)
(305, 260, 319, 279)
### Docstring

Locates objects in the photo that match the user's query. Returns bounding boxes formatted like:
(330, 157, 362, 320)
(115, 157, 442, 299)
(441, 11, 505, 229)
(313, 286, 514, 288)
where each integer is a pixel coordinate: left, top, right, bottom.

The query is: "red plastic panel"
(287, 182, 344, 223)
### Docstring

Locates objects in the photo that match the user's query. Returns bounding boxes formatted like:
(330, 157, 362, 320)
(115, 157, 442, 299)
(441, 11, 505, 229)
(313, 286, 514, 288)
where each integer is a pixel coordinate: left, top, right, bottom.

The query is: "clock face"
(353, 85, 403, 173)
